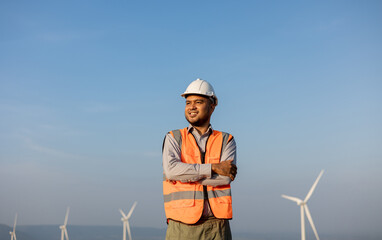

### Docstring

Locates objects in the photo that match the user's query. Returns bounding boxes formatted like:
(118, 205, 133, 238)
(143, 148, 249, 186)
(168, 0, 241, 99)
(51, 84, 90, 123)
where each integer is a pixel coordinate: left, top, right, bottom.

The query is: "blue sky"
(1, 0, 381, 237)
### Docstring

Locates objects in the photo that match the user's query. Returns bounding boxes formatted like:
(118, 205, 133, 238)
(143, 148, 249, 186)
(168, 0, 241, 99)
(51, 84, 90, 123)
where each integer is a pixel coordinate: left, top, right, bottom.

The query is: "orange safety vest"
(163, 127, 233, 224)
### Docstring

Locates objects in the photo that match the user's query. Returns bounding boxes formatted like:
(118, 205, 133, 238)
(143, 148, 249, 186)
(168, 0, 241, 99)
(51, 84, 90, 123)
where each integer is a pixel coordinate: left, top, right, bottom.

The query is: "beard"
(185, 114, 210, 127)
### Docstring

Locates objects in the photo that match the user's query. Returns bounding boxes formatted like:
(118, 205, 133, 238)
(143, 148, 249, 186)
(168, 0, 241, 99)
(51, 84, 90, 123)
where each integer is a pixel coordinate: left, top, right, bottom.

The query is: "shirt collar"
(187, 124, 213, 135)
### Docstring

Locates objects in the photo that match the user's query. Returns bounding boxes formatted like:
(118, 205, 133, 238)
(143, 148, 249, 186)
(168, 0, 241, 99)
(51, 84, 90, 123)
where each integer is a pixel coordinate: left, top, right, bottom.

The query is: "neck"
(192, 123, 210, 135)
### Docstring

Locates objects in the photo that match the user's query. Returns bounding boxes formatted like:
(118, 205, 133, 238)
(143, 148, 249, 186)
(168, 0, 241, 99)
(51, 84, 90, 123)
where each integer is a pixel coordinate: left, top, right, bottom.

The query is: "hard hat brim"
(181, 93, 218, 106)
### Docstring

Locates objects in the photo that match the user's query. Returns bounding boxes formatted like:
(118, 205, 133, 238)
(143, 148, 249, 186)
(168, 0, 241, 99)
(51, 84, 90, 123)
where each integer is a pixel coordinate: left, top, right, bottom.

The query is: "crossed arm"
(162, 133, 237, 187)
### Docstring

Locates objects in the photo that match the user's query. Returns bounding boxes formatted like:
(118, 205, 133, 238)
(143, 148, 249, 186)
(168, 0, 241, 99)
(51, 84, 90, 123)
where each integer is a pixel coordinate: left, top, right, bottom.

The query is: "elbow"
(164, 171, 176, 181)
(164, 168, 182, 181)
(163, 163, 176, 180)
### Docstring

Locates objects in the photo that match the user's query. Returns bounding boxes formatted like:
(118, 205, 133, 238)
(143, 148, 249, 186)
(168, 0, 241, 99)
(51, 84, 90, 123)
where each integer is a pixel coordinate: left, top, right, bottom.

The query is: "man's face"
(184, 95, 215, 127)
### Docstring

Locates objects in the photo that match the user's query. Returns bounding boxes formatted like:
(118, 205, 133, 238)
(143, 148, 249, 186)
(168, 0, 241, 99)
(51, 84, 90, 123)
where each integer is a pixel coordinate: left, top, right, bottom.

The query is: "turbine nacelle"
(281, 170, 324, 240)
(60, 207, 70, 240)
(119, 201, 138, 240)
(10, 213, 17, 240)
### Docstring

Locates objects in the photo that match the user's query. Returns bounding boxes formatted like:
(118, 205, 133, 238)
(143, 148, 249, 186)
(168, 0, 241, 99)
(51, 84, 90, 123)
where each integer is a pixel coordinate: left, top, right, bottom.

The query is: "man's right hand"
(211, 160, 237, 181)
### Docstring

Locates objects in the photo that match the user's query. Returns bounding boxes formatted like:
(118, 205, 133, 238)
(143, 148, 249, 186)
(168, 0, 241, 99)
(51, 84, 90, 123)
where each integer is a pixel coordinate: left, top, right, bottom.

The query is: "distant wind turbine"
(9, 213, 17, 240)
(60, 207, 70, 240)
(282, 170, 324, 240)
(119, 202, 138, 240)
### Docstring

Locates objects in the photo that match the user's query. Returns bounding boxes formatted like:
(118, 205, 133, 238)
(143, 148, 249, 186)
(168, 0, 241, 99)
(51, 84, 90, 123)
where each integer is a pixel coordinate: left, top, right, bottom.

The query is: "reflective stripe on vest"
(163, 188, 231, 202)
(163, 127, 233, 224)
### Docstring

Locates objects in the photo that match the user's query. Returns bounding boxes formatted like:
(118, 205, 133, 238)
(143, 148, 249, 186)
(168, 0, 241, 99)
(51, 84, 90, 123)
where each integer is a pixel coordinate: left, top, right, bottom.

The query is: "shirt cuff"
(200, 163, 212, 178)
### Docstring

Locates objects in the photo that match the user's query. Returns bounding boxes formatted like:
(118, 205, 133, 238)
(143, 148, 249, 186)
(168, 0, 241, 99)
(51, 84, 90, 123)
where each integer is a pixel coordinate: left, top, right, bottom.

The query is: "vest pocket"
(217, 196, 232, 204)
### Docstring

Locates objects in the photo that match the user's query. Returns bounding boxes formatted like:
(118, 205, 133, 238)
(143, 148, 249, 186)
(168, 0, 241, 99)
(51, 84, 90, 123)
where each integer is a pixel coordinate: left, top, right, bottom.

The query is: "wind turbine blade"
(61, 229, 65, 240)
(281, 194, 302, 204)
(126, 221, 132, 240)
(64, 229, 69, 240)
(127, 202, 137, 219)
(64, 207, 70, 226)
(13, 213, 17, 231)
(119, 209, 127, 218)
(301, 205, 306, 240)
(14, 234, 17, 240)
(304, 205, 320, 240)
(304, 170, 324, 202)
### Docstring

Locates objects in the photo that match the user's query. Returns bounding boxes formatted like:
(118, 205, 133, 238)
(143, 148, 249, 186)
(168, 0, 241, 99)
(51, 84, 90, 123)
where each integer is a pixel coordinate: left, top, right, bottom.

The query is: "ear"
(210, 102, 216, 113)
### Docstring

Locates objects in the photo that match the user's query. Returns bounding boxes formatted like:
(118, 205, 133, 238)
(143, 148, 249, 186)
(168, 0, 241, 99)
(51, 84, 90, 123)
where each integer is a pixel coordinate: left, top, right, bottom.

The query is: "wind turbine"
(119, 202, 138, 240)
(9, 213, 17, 240)
(282, 170, 324, 240)
(60, 207, 70, 240)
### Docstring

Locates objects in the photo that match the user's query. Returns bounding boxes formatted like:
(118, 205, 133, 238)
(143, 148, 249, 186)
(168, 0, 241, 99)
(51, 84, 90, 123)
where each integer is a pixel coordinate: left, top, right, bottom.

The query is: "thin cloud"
(21, 136, 84, 161)
(0, 103, 50, 116)
(37, 124, 83, 137)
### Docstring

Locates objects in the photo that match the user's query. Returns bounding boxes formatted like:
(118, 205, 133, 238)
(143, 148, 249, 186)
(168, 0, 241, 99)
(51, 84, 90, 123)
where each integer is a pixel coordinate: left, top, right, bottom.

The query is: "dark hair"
(209, 97, 217, 105)
(184, 94, 217, 106)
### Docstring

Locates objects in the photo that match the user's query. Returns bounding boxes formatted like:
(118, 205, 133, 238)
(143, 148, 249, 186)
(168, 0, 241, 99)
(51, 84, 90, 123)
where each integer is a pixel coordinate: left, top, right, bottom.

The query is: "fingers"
(227, 160, 236, 168)
(230, 173, 236, 181)
(230, 169, 237, 179)
(212, 160, 237, 179)
(226, 160, 237, 180)
(226, 160, 237, 170)
(229, 165, 237, 181)
(231, 164, 237, 171)
(230, 163, 237, 173)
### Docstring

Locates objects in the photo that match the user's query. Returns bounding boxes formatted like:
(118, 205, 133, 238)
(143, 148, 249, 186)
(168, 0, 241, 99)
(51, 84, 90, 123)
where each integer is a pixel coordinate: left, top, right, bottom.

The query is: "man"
(162, 78, 237, 240)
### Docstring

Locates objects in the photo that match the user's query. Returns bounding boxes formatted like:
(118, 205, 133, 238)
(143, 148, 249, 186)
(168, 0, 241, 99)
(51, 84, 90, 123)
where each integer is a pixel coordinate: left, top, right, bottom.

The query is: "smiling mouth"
(189, 112, 198, 117)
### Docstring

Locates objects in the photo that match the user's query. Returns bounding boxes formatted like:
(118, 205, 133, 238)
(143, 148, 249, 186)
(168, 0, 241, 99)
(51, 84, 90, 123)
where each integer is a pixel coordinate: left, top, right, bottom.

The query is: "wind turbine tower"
(119, 201, 138, 240)
(282, 170, 324, 240)
(60, 207, 70, 240)
(9, 213, 17, 240)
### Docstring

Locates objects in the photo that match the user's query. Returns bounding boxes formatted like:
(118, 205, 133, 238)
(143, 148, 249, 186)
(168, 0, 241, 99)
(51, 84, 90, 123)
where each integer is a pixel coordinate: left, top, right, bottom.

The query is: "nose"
(190, 102, 197, 109)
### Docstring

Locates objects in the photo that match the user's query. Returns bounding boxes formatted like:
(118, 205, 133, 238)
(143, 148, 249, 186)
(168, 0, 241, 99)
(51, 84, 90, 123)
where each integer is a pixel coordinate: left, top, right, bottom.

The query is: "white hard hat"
(181, 78, 218, 105)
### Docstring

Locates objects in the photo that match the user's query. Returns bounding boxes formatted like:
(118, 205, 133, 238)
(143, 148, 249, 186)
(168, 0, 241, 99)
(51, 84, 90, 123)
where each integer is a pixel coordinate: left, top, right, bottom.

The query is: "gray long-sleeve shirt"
(162, 125, 237, 217)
